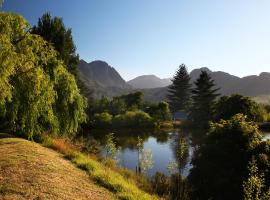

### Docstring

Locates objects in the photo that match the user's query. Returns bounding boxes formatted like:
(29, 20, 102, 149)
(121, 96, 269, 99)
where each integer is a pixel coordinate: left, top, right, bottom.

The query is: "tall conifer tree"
(189, 71, 219, 128)
(167, 64, 191, 113)
(32, 13, 79, 77)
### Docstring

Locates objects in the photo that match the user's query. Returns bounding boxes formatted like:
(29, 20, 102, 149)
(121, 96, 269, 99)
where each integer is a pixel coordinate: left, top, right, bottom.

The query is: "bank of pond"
(79, 128, 270, 177)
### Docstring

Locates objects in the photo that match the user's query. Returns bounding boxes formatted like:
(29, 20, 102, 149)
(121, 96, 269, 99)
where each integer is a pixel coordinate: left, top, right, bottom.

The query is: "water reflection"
(84, 129, 196, 176)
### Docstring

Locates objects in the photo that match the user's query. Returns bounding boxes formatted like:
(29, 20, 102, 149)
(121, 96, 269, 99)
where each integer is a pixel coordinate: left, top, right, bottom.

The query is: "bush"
(144, 101, 171, 121)
(113, 111, 155, 128)
(188, 114, 262, 200)
(93, 112, 112, 127)
(214, 94, 269, 122)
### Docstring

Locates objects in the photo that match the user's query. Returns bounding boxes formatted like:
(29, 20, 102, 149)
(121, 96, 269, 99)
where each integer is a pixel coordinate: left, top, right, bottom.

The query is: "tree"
(167, 64, 191, 113)
(188, 114, 261, 200)
(105, 133, 120, 161)
(215, 94, 268, 122)
(0, 13, 87, 139)
(32, 13, 79, 77)
(189, 71, 219, 128)
(144, 101, 171, 121)
(118, 91, 144, 109)
(137, 136, 153, 174)
(243, 158, 270, 200)
(109, 97, 127, 116)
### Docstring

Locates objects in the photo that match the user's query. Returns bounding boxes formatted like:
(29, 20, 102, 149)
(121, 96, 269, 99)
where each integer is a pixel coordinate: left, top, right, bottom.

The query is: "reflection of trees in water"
(83, 129, 171, 150)
(170, 131, 190, 174)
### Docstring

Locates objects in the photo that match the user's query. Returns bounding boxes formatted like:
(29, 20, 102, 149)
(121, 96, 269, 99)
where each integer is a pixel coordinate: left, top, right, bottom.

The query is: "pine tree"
(167, 64, 191, 113)
(189, 70, 219, 128)
(32, 13, 79, 77)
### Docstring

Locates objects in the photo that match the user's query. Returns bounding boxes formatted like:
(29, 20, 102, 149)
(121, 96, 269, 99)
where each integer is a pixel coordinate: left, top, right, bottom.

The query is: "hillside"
(0, 135, 114, 200)
(78, 60, 132, 98)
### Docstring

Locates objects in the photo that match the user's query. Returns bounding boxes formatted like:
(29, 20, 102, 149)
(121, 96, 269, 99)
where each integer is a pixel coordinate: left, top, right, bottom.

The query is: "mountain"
(77, 60, 270, 102)
(143, 68, 270, 102)
(78, 60, 132, 98)
(128, 75, 171, 89)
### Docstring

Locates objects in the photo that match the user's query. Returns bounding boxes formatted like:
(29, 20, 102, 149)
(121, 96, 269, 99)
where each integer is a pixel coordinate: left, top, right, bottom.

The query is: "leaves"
(0, 12, 86, 138)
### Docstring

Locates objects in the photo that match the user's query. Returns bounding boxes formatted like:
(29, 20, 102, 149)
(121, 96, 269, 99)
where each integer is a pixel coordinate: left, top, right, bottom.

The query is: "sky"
(2, 0, 270, 81)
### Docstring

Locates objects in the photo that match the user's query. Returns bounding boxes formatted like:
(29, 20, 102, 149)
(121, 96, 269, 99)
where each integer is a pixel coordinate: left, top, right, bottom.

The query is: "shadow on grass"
(0, 133, 13, 139)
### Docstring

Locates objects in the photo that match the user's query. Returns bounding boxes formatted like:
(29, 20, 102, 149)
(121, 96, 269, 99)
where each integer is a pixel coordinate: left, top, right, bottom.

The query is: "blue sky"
(2, 0, 270, 80)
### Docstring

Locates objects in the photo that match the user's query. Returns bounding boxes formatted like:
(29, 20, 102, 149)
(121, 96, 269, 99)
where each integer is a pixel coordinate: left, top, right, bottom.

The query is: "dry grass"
(0, 137, 114, 200)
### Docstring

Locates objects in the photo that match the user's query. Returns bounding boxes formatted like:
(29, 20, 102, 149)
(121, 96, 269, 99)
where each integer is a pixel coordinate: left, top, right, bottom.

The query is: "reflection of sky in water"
(99, 130, 270, 177)
(117, 135, 194, 177)
(263, 132, 270, 140)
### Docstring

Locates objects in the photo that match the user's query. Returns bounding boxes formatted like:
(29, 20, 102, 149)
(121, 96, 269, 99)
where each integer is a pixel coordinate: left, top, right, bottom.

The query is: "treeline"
(88, 92, 171, 128)
(167, 64, 269, 128)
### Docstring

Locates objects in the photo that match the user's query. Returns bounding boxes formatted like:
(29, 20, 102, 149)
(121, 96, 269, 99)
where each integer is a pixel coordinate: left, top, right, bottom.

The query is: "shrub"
(214, 94, 269, 122)
(93, 112, 112, 127)
(113, 111, 155, 128)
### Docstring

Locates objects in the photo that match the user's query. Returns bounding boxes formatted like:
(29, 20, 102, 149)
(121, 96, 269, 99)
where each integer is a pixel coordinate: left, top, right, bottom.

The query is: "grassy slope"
(0, 136, 114, 200)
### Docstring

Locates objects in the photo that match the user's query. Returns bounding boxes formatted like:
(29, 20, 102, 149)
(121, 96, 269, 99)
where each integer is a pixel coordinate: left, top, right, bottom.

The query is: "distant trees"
(188, 114, 262, 200)
(215, 94, 269, 122)
(189, 71, 219, 128)
(167, 64, 191, 112)
(32, 13, 79, 77)
(0, 13, 87, 139)
(144, 101, 171, 121)
(89, 92, 172, 128)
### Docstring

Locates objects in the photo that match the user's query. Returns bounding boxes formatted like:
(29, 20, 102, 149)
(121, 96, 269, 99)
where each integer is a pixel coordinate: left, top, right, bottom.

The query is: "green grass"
(43, 136, 159, 200)
(71, 153, 158, 200)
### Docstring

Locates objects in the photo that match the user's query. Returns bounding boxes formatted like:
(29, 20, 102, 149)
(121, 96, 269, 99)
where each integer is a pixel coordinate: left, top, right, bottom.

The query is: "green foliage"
(243, 158, 270, 200)
(0, 12, 87, 138)
(139, 149, 153, 174)
(92, 96, 110, 115)
(93, 112, 112, 127)
(105, 133, 120, 161)
(215, 94, 269, 122)
(113, 111, 155, 128)
(71, 153, 159, 200)
(188, 114, 261, 200)
(167, 64, 191, 112)
(144, 101, 171, 121)
(32, 12, 79, 77)
(109, 97, 127, 116)
(251, 140, 270, 191)
(118, 91, 144, 110)
(189, 70, 220, 128)
(136, 136, 153, 174)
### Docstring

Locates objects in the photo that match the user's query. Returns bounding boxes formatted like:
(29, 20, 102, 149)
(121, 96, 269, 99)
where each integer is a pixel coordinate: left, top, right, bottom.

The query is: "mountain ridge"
(77, 60, 270, 102)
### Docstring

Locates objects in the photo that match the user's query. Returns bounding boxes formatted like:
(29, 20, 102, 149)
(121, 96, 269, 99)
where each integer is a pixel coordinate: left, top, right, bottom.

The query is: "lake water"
(84, 129, 270, 177)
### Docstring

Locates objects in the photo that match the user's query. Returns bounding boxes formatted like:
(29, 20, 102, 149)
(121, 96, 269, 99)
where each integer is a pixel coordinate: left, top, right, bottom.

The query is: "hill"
(78, 60, 132, 98)
(128, 75, 171, 89)
(0, 135, 114, 200)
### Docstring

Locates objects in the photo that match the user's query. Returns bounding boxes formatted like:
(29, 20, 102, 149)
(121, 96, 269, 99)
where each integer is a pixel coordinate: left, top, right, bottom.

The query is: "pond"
(83, 129, 270, 177)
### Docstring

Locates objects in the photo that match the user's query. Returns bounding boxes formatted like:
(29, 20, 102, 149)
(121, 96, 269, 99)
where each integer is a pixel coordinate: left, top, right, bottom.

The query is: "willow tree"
(0, 12, 87, 139)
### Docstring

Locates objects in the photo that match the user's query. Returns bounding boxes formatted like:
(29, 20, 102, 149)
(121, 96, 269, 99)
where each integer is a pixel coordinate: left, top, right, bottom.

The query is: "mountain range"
(78, 60, 270, 102)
